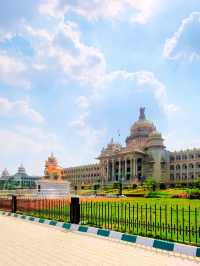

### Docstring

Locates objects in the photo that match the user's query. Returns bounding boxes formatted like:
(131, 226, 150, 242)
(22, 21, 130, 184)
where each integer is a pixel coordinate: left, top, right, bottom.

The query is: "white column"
(130, 158, 133, 179)
(135, 158, 137, 177)
(180, 163, 182, 181)
(132, 158, 135, 177)
(125, 158, 127, 181)
(106, 160, 109, 181)
(112, 159, 115, 181)
(119, 159, 121, 181)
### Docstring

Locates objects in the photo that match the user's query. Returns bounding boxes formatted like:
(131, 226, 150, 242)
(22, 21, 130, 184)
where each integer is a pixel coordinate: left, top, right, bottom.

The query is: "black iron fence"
(0, 196, 200, 246)
(80, 200, 200, 246)
(0, 196, 71, 222)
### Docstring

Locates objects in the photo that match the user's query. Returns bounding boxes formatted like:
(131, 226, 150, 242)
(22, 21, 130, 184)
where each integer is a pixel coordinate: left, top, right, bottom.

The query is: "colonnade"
(103, 157, 141, 182)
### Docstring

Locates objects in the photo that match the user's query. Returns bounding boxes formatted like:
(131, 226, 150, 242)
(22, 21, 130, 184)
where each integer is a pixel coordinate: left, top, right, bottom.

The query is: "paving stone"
(0, 215, 199, 266)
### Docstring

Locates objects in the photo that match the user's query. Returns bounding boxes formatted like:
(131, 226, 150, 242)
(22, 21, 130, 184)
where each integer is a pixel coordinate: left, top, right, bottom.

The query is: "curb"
(0, 211, 199, 258)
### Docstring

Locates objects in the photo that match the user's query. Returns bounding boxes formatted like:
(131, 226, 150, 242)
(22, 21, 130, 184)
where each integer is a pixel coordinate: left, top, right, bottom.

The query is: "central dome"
(126, 107, 156, 147)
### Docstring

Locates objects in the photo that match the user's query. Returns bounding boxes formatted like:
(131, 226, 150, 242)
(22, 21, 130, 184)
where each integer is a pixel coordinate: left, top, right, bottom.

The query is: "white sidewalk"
(0, 215, 199, 266)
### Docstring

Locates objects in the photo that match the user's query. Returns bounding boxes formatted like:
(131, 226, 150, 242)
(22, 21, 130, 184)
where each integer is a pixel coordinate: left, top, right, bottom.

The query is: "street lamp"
(119, 174, 124, 196)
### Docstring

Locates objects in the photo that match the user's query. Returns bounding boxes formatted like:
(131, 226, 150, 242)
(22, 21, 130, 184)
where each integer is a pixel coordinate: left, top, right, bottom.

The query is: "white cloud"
(75, 96, 90, 109)
(23, 20, 106, 88)
(70, 0, 158, 24)
(32, 63, 47, 71)
(165, 131, 200, 151)
(0, 97, 44, 124)
(39, 0, 68, 19)
(25, 25, 53, 42)
(0, 125, 63, 175)
(163, 12, 200, 60)
(0, 51, 30, 88)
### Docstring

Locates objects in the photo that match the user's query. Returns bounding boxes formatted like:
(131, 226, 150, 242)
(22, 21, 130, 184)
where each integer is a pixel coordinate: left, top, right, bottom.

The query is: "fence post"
(70, 197, 80, 224)
(12, 195, 17, 213)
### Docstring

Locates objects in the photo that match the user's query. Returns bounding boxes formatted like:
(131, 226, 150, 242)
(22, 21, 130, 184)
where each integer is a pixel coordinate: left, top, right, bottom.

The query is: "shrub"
(187, 188, 200, 199)
(112, 182, 119, 189)
(144, 177, 158, 191)
(145, 191, 163, 198)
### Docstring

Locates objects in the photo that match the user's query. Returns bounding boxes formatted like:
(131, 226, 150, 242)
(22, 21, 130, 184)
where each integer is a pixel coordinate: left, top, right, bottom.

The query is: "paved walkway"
(0, 216, 199, 266)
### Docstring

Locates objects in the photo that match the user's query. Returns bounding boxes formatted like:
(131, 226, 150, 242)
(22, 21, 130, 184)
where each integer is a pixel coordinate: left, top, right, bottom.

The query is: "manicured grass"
(80, 197, 200, 246)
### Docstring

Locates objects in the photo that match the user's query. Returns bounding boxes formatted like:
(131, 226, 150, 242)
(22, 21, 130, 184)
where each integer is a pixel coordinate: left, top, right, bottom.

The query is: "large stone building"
(44, 108, 200, 186)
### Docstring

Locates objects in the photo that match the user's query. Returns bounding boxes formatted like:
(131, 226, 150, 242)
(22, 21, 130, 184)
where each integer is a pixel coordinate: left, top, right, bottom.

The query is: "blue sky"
(1, 0, 200, 175)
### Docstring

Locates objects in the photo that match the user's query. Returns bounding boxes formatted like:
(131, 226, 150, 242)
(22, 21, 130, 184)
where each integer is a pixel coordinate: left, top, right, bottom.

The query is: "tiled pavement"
(0, 215, 199, 266)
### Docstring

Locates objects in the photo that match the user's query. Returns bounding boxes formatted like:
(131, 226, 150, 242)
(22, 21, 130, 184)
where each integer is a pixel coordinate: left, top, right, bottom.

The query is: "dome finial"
(139, 107, 146, 120)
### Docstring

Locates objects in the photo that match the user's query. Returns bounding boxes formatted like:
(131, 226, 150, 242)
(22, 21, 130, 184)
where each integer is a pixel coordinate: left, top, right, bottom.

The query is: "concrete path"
(0, 216, 199, 266)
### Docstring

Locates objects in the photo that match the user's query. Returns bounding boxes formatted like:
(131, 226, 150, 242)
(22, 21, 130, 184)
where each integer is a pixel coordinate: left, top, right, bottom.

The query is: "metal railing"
(80, 200, 200, 246)
(16, 197, 71, 222)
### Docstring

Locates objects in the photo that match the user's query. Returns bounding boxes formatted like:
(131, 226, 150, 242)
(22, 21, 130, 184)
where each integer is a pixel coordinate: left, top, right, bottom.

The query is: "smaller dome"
(149, 130, 162, 138)
(101, 138, 122, 155)
(1, 168, 10, 178)
(17, 164, 26, 174)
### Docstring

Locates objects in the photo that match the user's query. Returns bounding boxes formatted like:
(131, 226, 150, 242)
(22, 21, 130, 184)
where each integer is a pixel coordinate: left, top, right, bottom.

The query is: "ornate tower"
(146, 131, 169, 181)
(44, 153, 63, 180)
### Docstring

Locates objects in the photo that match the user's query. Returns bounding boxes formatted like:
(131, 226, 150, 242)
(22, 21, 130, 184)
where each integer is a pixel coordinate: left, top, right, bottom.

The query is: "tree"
(144, 177, 158, 191)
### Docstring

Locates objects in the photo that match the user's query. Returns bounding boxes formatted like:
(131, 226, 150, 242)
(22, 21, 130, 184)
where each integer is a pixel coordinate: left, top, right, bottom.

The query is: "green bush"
(145, 191, 164, 198)
(187, 188, 200, 199)
(112, 182, 119, 189)
(144, 177, 158, 191)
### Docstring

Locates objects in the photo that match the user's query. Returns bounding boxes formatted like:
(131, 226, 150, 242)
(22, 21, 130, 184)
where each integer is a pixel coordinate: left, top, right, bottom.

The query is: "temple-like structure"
(44, 153, 64, 180)
(0, 164, 40, 188)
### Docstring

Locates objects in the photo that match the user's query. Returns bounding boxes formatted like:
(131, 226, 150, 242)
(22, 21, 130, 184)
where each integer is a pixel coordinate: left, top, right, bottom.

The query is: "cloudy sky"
(1, 0, 200, 175)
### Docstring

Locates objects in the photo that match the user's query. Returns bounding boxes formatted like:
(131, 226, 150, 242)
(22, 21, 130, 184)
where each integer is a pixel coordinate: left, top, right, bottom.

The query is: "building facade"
(44, 108, 200, 186)
(169, 150, 200, 182)
(63, 164, 101, 186)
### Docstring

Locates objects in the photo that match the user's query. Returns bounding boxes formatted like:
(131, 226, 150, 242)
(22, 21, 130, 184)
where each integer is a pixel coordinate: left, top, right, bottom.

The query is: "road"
(0, 215, 199, 266)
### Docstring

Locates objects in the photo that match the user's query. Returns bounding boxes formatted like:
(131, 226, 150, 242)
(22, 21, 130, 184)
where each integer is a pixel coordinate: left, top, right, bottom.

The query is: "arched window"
(189, 163, 194, 169)
(176, 164, 180, 170)
(182, 164, 187, 170)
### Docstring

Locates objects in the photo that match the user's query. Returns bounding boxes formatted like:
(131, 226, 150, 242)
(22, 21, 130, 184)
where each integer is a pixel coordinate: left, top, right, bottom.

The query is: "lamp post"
(119, 174, 124, 196)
